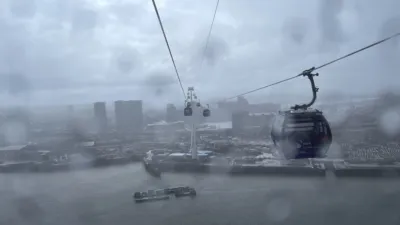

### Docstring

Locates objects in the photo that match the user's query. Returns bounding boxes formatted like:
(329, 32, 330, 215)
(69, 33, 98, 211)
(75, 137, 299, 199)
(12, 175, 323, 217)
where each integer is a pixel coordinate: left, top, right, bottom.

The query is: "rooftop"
(0, 145, 30, 151)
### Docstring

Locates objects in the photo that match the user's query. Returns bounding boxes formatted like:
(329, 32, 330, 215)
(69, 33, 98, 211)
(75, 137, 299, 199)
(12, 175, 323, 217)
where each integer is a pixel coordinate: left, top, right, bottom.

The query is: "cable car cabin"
(184, 107, 193, 116)
(203, 109, 210, 117)
(271, 108, 332, 159)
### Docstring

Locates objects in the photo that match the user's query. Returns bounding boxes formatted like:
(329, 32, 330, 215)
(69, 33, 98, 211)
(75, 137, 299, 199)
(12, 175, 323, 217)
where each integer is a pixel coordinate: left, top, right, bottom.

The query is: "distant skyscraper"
(166, 104, 177, 122)
(2, 108, 31, 145)
(232, 111, 248, 135)
(115, 101, 125, 133)
(94, 102, 108, 134)
(115, 100, 143, 134)
(218, 97, 249, 113)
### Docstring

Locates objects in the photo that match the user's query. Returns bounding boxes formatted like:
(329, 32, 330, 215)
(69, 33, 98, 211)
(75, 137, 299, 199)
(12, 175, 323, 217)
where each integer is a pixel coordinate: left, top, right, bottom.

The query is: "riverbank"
(146, 160, 400, 178)
(0, 156, 136, 173)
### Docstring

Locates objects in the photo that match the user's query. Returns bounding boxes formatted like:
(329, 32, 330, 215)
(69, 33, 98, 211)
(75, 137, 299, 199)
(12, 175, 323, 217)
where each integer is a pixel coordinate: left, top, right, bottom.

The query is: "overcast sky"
(0, 0, 399, 108)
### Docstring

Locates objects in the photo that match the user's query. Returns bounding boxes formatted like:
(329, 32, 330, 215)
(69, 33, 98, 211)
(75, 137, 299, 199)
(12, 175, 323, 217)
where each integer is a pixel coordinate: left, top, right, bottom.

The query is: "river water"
(1, 163, 400, 225)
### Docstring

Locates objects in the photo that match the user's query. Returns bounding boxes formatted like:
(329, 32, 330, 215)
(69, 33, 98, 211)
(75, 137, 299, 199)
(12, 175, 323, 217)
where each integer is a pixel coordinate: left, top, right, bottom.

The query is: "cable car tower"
(184, 87, 211, 159)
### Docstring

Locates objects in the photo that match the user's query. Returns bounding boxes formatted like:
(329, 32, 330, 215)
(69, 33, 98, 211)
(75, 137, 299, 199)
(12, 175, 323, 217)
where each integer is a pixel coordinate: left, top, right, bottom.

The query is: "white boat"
(133, 189, 170, 203)
(164, 186, 186, 195)
(174, 187, 197, 198)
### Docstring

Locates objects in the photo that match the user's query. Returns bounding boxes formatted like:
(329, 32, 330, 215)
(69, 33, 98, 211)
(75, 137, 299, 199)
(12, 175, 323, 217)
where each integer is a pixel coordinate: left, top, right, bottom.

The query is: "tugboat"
(174, 186, 197, 198)
(133, 189, 170, 203)
(164, 186, 186, 195)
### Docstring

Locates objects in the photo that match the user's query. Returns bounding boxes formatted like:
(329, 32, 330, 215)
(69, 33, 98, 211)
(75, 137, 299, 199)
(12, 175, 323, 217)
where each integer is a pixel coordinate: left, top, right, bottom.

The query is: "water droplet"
(379, 109, 400, 136)
(265, 197, 292, 222)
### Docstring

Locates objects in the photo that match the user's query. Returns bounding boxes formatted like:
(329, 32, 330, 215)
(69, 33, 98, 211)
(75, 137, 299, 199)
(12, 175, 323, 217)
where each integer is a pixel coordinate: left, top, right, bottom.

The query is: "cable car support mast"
(184, 87, 211, 159)
(188, 87, 198, 159)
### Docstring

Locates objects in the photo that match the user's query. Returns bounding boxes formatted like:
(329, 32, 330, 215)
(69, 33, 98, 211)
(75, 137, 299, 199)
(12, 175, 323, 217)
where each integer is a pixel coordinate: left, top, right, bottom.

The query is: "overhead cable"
(222, 32, 400, 101)
(199, 0, 221, 73)
(151, 0, 186, 98)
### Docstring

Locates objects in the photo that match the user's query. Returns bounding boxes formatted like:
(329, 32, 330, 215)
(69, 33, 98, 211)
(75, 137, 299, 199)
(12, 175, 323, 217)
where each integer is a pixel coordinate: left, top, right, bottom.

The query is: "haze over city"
(0, 1, 400, 225)
(0, 0, 399, 108)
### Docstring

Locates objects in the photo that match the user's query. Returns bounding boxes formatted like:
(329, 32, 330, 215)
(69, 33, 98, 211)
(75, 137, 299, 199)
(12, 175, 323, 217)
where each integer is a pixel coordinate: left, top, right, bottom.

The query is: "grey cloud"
(188, 34, 231, 83)
(376, 16, 400, 83)
(0, 0, 399, 106)
(142, 72, 177, 97)
(39, 1, 76, 22)
(0, 73, 31, 96)
(319, 0, 344, 43)
(7, 74, 31, 95)
(143, 72, 175, 87)
(280, 17, 314, 58)
(71, 8, 98, 32)
(379, 17, 400, 57)
(9, 0, 37, 19)
(202, 36, 230, 67)
(109, 2, 146, 26)
(113, 46, 142, 74)
(282, 17, 309, 46)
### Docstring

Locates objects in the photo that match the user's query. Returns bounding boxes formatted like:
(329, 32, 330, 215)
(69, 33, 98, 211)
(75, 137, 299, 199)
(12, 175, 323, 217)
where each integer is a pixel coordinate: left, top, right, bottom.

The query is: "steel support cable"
(199, 0, 220, 72)
(222, 32, 400, 101)
(151, 0, 186, 98)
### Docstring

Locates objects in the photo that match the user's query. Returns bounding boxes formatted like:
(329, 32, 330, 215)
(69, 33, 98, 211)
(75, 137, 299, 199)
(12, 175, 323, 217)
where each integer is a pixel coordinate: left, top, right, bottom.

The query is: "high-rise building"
(218, 97, 249, 113)
(232, 111, 248, 135)
(94, 102, 108, 134)
(2, 108, 31, 145)
(115, 100, 143, 134)
(166, 104, 177, 122)
(114, 101, 125, 134)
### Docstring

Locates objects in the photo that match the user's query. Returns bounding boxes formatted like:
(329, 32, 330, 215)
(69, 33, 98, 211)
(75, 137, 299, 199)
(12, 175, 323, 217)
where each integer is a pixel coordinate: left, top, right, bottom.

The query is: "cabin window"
(283, 117, 315, 133)
(319, 120, 332, 138)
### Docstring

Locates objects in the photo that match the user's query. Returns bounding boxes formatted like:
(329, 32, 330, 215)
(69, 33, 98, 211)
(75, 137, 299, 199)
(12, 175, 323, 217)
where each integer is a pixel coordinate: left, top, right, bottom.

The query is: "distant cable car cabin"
(183, 90, 211, 117)
(270, 68, 333, 159)
(203, 108, 210, 117)
(184, 106, 192, 116)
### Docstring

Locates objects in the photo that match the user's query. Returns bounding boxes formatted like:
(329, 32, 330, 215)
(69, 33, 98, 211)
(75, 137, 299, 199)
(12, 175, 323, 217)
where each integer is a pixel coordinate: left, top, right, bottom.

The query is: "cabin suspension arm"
(291, 67, 319, 110)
